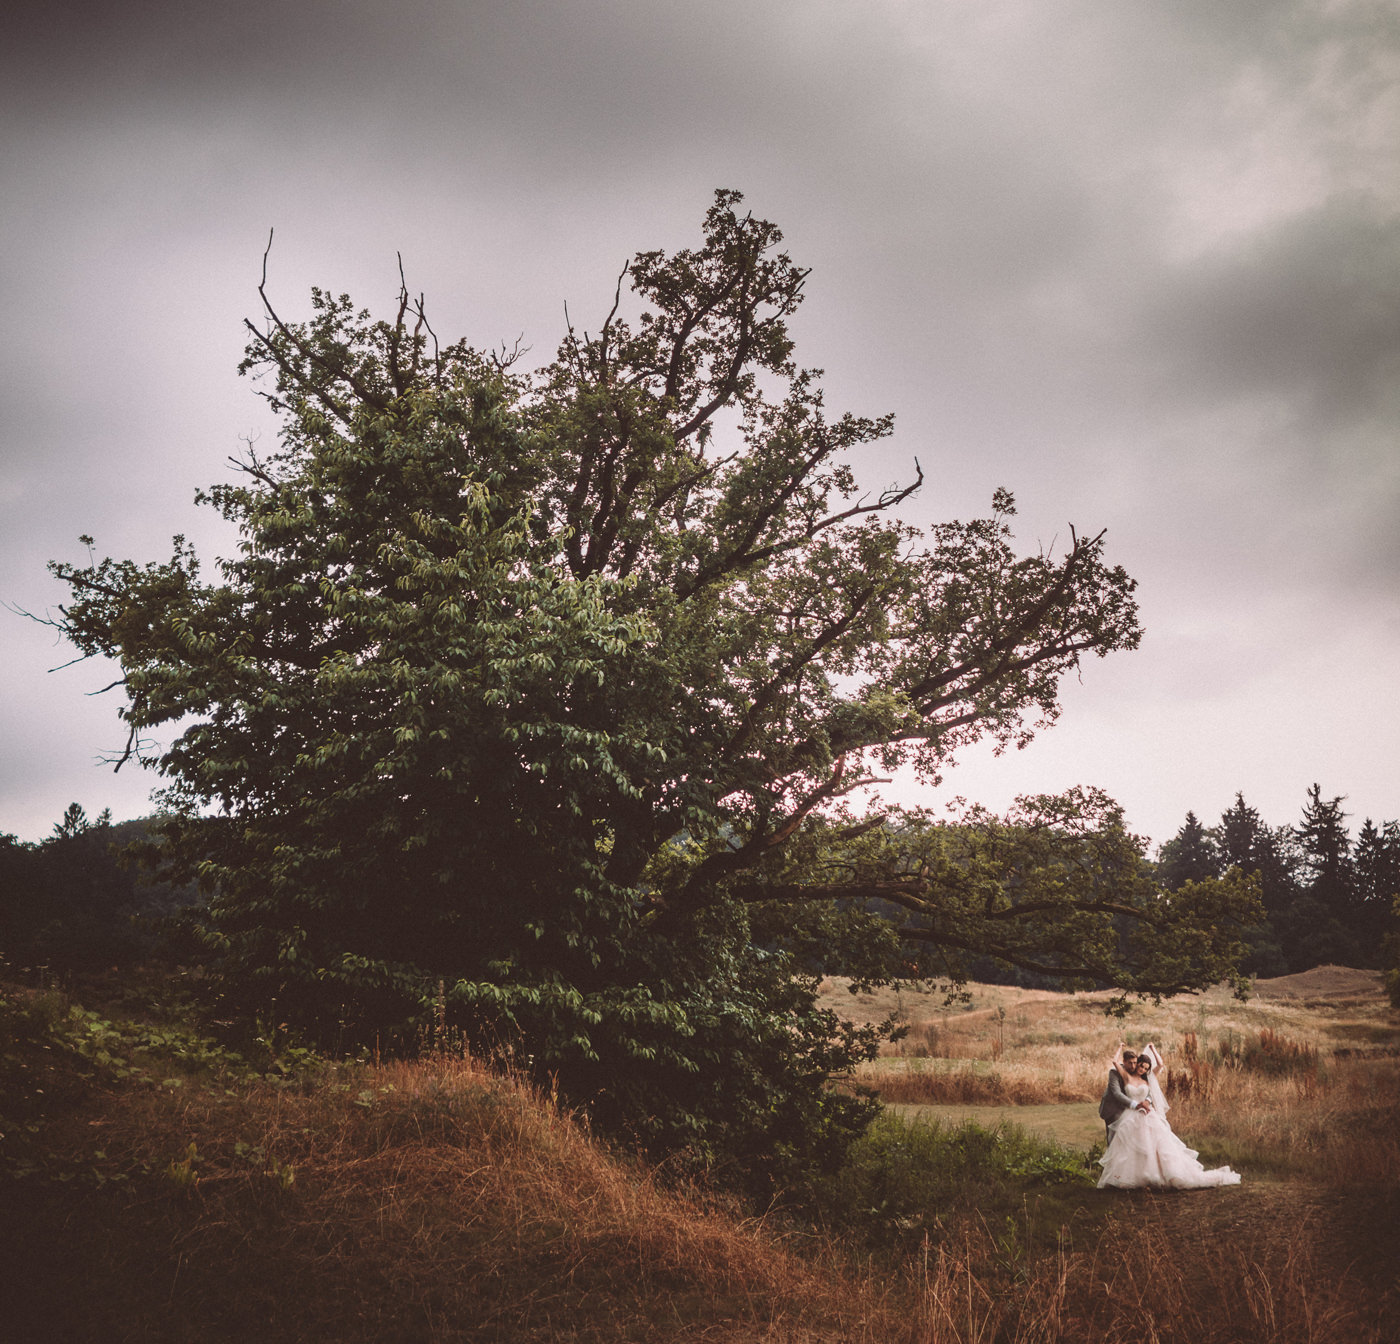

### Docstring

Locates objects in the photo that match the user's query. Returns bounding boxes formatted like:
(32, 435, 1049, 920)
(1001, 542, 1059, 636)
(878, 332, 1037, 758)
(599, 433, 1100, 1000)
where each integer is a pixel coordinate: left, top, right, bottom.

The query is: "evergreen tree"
(1216, 792, 1263, 873)
(1285, 784, 1362, 968)
(1157, 811, 1220, 890)
(1355, 818, 1400, 963)
(1295, 784, 1356, 914)
(1210, 793, 1295, 976)
(52, 802, 90, 840)
(1212, 794, 1298, 914)
(0, 805, 150, 970)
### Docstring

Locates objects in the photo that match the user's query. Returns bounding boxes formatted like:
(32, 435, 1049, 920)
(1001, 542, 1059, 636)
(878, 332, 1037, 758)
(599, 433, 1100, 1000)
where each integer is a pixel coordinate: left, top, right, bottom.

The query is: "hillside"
(2, 970, 1396, 1342)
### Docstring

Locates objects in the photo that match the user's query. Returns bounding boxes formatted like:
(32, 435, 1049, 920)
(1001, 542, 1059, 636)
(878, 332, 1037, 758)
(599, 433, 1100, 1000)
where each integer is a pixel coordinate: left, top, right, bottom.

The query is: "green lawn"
(889, 1101, 1104, 1150)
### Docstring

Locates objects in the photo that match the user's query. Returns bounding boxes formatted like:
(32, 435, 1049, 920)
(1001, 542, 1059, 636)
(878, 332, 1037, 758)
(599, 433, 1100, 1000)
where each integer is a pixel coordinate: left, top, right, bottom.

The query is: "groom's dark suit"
(1097, 1068, 1135, 1143)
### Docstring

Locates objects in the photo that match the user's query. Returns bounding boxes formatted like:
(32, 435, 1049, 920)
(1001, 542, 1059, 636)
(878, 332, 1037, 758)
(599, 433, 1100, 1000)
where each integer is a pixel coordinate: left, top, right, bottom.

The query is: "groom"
(1098, 1046, 1151, 1142)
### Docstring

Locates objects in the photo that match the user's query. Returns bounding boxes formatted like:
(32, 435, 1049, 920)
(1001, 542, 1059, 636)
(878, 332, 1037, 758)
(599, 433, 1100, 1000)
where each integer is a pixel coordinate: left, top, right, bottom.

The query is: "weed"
(2, 968, 1395, 1342)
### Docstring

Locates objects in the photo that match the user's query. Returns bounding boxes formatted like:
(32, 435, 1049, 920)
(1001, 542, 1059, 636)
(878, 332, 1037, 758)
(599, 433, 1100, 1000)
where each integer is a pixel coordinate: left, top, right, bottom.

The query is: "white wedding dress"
(1097, 1075, 1241, 1190)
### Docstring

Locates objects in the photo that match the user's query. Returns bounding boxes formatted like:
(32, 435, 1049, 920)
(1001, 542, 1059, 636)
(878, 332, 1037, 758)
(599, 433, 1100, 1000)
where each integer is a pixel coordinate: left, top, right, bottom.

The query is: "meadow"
(827, 965, 1399, 1176)
(1, 965, 1395, 1341)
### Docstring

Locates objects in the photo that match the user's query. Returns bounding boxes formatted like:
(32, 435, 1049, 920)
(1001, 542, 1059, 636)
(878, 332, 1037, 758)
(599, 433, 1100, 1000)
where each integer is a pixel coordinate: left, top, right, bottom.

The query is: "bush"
(798, 1110, 1094, 1247)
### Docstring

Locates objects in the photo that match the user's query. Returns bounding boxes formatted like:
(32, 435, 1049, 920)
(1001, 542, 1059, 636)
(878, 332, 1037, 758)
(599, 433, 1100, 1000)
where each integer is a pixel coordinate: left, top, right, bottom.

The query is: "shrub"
(799, 1110, 1094, 1247)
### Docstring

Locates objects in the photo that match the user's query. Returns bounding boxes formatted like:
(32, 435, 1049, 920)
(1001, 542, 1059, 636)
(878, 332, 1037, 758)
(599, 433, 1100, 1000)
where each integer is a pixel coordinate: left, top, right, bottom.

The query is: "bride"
(1097, 1043, 1241, 1190)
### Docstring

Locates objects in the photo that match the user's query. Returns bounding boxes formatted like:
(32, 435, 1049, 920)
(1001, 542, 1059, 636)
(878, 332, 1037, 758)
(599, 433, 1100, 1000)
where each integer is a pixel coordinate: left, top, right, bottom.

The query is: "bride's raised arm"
(1142, 1043, 1169, 1112)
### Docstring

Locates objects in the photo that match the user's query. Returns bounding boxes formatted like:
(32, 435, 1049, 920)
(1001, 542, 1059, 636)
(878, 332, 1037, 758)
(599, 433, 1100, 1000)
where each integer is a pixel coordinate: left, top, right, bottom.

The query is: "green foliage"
(41, 191, 1251, 1184)
(1157, 810, 1219, 891)
(800, 1110, 1094, 1247)
(742, 787, 1261, 1008)
(1160, 788, 1399, 975)
(0, 809, 201, 972)
(0, 976, 333, 1187)
(164, 1140, 203, 1191)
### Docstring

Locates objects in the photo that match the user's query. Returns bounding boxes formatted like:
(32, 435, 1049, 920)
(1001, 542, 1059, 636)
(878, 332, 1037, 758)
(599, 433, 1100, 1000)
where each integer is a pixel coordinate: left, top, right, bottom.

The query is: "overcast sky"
(3, 0, 1396, 849)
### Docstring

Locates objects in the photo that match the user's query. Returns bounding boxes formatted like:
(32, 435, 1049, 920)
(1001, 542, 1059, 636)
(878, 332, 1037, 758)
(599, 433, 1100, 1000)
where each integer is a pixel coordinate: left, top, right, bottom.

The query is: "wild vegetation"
(829, 970, 1399, 1174)
(2, 964, 1395, 1342)
(7, 190, 1396, 1337)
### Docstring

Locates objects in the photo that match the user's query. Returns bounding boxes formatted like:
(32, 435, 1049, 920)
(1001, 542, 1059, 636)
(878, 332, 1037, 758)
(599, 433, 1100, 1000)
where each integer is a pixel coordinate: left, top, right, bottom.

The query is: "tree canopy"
(44, 191, 1259, 1180)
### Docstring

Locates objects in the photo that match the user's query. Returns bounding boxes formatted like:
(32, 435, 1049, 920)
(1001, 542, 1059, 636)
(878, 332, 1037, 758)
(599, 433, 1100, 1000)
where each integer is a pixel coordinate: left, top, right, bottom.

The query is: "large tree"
(43, 192, 1257, 1178)
(1210, 792, 1298, 976)
(1350, 816, 1398, 966)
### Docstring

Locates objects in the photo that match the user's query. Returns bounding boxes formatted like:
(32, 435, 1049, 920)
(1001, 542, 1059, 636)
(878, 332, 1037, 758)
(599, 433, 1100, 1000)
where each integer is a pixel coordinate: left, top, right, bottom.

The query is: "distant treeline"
(1153, 787, 1398, 977)
(3, 786, 1396, 983)
(0, 805, 198, 972)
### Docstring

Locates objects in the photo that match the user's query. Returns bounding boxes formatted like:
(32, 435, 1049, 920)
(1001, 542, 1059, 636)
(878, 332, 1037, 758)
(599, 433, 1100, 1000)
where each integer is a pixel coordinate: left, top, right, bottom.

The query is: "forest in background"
(3, 782, 1394, 985)
(1153, 787, 1398, 978)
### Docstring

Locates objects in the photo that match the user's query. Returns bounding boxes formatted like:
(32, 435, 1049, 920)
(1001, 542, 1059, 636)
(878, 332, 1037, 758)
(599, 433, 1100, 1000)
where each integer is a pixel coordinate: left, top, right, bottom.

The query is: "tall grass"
(842, 977, 1400, 1188)
(6, 1041, 1385, 1343)
(1165, 1056, 1400, 1183)
(5, 976, 1397, 1341)
(860, 1055, 1089, 1106)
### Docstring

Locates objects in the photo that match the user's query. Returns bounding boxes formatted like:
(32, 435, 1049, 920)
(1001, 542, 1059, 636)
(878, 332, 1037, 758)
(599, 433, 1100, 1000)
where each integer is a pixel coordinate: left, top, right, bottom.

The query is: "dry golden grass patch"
(824, 968, 1400, 1138)
(11, 1050, 872, 1341)
(1166, 1055, 1400, 1183)
(4, 969, 1398, 1343)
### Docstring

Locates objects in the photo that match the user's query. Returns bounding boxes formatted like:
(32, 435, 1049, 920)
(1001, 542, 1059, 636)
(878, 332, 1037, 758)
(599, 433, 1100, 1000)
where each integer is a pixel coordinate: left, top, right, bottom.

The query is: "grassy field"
(820, 965, 1400, 1178)
(1, 965, 1396, 1341)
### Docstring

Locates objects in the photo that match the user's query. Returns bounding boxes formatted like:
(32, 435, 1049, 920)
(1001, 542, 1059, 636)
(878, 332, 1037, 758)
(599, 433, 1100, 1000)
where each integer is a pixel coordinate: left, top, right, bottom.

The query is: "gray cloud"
(3, 0, 1397, 844)
(1144, 202, 1400, 417)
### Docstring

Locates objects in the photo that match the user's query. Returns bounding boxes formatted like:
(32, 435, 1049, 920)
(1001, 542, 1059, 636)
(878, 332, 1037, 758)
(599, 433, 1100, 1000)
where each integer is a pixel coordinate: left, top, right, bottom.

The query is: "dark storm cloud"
(1144, 201, 1400, 422)
(10, 1, 903, 178)
(3, 0, 1397, 843)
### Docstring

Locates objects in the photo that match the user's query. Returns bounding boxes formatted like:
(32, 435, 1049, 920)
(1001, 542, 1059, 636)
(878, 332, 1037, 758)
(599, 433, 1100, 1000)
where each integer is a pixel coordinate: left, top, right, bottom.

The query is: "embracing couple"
(1096, 1042, 1241, 1190)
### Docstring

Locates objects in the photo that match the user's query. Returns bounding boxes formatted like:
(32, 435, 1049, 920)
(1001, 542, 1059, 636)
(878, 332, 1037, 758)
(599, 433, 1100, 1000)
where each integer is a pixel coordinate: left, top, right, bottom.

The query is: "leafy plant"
(799, 1111, 1094, 1247)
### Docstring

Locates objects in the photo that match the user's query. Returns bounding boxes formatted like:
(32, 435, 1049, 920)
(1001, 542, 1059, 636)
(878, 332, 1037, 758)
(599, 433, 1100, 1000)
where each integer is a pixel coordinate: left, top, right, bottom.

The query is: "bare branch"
(244, 227, 391, 423)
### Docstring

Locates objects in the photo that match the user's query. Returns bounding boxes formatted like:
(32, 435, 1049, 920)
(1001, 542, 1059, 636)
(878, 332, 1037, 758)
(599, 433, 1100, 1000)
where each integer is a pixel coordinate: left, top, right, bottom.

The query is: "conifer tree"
(1157, 811, 1220, 890)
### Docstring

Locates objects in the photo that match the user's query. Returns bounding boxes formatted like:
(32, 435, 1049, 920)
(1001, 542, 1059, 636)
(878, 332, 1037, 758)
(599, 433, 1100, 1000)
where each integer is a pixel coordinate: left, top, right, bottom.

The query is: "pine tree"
(1213, 793, 1298, 916)
(1355, 818, 1400, 961)
(1295, 784, 1357, 916)
(1209, 793, 1296, 976)
(1157, 811, 1220, 890)
(1285, 784, 1362, 968)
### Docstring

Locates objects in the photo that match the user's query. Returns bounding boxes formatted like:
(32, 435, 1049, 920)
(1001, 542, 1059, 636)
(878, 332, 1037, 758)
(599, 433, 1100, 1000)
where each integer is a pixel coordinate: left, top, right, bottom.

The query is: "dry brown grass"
(10, 1042, 1383, 1344)
(3, 972, 1397, 1341)
(816, 969, 1400, 1341)
(864, 1055, 1089, 1106)
(1166, 1055, 1400, 1183)
(6, 1047, 874, 1341)
(828, 969, 1400, 1171)
(890, 1212, 1380, 1344)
